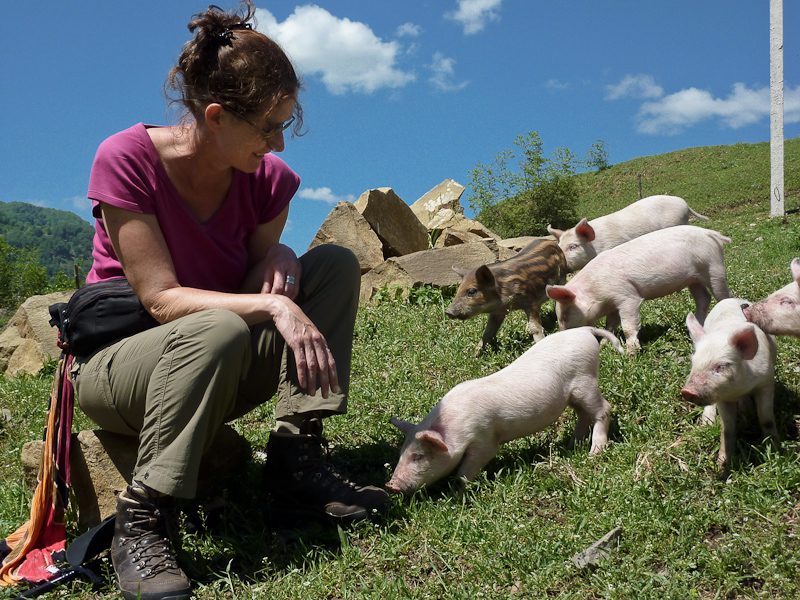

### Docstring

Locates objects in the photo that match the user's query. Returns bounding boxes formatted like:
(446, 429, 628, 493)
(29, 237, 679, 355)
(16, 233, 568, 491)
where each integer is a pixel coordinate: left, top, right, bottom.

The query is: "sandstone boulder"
(0, 291, 73, 377)
(410, 179, 466, 228)
(354, 188, 429, 257)
(23, 425, 250, 528)
(498, 236, 547, 252)
(427, 209, 501, 241)
(306, 201, 384, 273)
(433, 228, 487, 248)
(359, 240, 511, 303)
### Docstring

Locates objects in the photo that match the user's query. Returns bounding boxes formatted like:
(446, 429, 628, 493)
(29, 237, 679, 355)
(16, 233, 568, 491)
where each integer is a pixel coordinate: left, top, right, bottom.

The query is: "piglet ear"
(416, 430, 449, 452)
(730, 325, 759, 361)
(790, 257, 800, 283)
(547, 224, 563, 239)
(391, 416, 415, 434)
(451, 266, 470, 279)
(474, 265, 495, 287)
(685, 312, 705, 342)
(546, 285, 575, 304)
(575, 218, 595, 242)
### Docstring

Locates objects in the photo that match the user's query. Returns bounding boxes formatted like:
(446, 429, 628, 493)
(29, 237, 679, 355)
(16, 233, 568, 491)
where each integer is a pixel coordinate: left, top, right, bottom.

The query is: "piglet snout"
(741, 305, 752, 322)
(680, 389, 701, 404)
(385, 481, 403, 494)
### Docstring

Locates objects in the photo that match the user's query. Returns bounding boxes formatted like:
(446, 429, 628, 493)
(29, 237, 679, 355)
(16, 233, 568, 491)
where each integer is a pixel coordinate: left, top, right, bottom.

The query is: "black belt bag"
(48, 278, 159, 357)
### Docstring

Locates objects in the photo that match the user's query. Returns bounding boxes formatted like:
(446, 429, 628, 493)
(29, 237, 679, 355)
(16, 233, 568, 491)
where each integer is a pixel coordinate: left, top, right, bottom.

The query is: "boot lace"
(295, 438, 360, 497)
(119, 505, 181, 580)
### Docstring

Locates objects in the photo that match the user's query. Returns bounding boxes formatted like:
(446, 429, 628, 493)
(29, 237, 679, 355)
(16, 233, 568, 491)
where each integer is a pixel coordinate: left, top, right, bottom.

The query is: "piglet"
(545, 225, 732, 356)
(743, 258, 800, 336)
(547, 195, 709, 271)
(386, 326, 621, 495)
(445, 238, 567, 354)
(681, 298, 778, 467)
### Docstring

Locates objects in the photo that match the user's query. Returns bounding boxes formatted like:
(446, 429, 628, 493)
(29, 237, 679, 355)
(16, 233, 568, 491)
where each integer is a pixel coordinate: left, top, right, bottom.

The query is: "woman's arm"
(100, 202, 338, 396)
(239, 203, 302, 299)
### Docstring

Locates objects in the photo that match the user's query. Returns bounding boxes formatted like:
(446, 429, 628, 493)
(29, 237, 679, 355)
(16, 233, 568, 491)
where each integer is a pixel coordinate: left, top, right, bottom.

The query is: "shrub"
(467, 131, 581, 238)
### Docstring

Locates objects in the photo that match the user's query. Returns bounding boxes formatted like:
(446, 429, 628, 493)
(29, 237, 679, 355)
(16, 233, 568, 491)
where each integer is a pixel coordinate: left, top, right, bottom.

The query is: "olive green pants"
(70, 244, 360, 498)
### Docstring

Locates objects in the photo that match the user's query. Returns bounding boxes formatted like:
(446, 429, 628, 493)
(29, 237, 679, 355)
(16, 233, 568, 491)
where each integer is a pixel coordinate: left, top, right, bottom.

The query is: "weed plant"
(2, 142, 800, 598)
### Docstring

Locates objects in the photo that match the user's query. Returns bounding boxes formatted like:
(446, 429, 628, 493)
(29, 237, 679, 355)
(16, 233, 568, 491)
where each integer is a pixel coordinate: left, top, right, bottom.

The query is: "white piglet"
(386, 327, 621, 496)
(681, 298, 778, 467)
(743, 258, 800, 337)
(547, 195, 709, 271)
(546, 225, 732, 356)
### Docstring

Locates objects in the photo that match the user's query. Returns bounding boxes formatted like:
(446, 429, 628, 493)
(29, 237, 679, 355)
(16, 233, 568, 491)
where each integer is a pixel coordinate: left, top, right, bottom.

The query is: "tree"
(467, 131, 582, 239)
(0, 238, 50, 320)
(584, 140, 610, 172)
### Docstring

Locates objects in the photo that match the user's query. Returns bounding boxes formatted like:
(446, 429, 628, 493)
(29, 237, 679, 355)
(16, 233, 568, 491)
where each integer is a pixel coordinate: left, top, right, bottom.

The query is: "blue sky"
(2, 1, 798, 255)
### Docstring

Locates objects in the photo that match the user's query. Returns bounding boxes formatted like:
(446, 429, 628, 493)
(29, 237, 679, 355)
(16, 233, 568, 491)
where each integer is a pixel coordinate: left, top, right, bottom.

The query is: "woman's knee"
(302, 244, 360, 290)
(172, 309, 251, 361)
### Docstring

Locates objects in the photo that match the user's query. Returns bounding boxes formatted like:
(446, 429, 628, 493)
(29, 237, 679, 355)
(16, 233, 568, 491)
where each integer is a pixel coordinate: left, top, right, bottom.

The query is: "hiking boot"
(111, 483, 192, 600)
(264, 418, 388, 521)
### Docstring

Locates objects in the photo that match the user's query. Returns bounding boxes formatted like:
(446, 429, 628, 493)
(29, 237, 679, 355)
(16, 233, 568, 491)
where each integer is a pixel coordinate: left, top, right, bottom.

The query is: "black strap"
(11, 516, 115, 599)
(65, 515, 115, 568)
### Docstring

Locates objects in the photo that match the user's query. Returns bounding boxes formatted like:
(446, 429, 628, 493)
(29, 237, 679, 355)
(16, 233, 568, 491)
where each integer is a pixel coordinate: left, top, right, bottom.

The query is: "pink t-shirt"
(86, 123, 300, 292)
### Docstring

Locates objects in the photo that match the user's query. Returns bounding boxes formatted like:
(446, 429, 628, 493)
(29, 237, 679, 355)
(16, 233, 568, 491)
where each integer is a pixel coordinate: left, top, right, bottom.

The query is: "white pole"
(770, 0, 784, 217)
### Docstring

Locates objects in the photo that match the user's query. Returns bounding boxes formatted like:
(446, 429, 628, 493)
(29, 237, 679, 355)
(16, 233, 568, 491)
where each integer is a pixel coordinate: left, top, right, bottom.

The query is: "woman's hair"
(165, 1, 303, 134)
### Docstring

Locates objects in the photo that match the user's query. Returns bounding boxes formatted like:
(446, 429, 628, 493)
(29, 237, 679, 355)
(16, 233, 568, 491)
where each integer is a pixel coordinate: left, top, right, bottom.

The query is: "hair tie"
(216, 22, 252, 42)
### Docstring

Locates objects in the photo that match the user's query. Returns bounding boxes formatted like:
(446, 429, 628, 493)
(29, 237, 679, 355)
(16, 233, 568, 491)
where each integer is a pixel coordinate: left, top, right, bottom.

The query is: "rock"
(0, 291, 73, 377)
(498, 236, 549, 252)
(571, 526, 623, 569)
(427, 209, 501, 241)
(410, 179, 466, 227)
(307, 201, 384, 273)
(354, 188, 430, 257)
(433, 228, 487, 248)
(359, 240, 506, 303)
(22, 425, 250, 528)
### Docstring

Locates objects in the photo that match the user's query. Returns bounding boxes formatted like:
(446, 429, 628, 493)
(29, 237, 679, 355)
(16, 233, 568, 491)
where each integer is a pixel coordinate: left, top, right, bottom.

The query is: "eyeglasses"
(221, 104, 295, 141)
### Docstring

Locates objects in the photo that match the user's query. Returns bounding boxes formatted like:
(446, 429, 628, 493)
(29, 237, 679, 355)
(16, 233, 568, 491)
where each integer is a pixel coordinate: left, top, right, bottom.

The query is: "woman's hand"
(259, 243, 302, 300)
(270, 295, 339, 398)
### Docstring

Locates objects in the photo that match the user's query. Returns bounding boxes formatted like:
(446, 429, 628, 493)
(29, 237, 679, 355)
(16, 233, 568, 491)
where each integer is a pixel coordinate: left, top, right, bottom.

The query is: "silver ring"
(286, 275, 295, 285)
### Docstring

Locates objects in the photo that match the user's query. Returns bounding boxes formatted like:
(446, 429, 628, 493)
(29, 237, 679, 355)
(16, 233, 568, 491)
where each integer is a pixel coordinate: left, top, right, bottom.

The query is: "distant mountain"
(0, 201, 94, 279)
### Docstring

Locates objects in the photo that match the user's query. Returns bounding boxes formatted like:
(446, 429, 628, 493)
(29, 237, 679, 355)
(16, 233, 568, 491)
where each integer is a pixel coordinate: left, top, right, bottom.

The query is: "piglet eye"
(568, 244, 579, 251)
(466, 288, 478, 298)
(412, 453, 424, 463)
(780, 298, 794, 306)
(713, 363, 729, 374)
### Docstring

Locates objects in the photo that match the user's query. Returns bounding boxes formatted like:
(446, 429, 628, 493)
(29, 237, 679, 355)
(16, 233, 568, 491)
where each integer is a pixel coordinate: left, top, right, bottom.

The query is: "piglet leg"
(477, 309, 509, 355)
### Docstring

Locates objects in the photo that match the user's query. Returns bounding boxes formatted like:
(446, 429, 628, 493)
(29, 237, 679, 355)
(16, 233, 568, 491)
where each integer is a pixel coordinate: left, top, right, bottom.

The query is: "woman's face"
(222, 95, 296, 172)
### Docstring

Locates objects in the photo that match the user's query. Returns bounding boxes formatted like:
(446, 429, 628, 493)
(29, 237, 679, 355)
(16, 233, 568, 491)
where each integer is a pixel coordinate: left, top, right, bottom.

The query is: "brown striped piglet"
(547, 195, 709, 271)
(386, 326, 621, 496)
(743, 258, 800, 337)
(445, 238, 567, 355)
(681, 298, 778, 468)
(546, 225, 732, 356)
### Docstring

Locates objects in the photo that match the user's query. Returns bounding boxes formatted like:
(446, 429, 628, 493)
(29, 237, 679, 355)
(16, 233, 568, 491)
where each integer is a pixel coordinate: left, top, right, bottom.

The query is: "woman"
(71, 3, 387, 599)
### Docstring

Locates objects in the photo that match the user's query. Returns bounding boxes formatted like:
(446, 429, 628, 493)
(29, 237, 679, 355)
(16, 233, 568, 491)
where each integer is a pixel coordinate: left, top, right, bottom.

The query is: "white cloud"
(255, 6, 416, 95)
(605, 74, 664, 100)
(445, 0, 502, 35)
(786, 86, 800, 124)
(69, 195, 92, 215)
(545, 79, 570, 91)
(428, 52, 469, 92)
(635, 83, 780, 135)
(297, 187, 357, 205)
(606, 75, 800, 135)
(396, 22, 422, 37)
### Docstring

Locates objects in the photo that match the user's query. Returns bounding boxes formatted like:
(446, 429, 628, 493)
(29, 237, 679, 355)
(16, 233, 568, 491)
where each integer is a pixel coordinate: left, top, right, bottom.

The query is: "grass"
(3, 139, 800, 598)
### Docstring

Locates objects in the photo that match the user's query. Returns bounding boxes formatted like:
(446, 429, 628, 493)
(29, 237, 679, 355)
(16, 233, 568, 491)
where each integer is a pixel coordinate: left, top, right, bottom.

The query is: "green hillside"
(0, 201, 94, 280)
(573, 138, 800, 218)
(3, 140, 800, 598)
